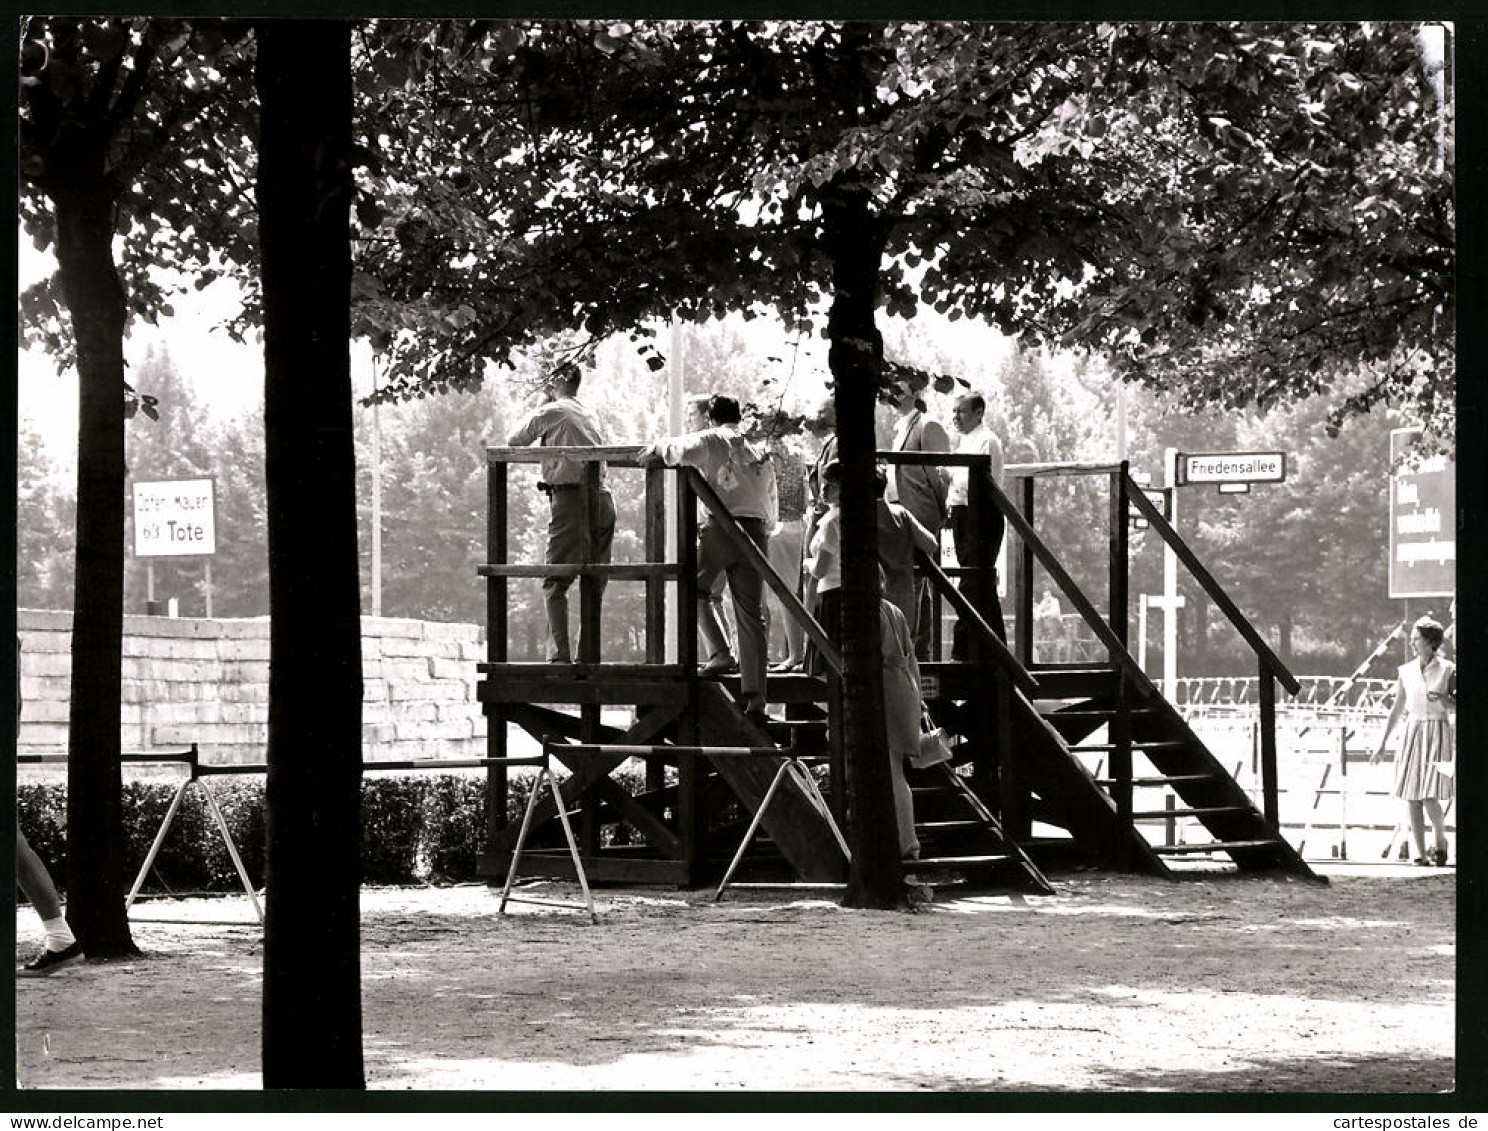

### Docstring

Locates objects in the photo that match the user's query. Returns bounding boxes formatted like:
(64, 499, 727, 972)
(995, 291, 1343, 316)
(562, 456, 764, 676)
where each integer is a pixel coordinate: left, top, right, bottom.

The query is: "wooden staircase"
(1024, 664, 1318, 879)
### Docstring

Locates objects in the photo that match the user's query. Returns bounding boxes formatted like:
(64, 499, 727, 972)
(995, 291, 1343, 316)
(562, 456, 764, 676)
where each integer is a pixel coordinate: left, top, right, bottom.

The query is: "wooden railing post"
(1259, 659, 1279, 828)
(1015, 475, 1035, 666)
(579, 459, 603, 665)
(675, 468, 701, 881)
(1107, 670, 1133, 866)
(644, 465, 667, 795)
(486, 456, 509, 836)
(994, 667, 1024, 840)
(1109, 463, 1130, 654)
(644, 465, 666, 666)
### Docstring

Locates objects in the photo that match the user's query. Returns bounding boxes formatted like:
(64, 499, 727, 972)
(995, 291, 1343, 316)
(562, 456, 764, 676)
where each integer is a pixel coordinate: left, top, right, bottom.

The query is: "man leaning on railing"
(638, 394, 778, 728)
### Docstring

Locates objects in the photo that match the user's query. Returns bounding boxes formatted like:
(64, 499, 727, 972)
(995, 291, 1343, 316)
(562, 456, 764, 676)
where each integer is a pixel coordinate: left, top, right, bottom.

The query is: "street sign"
(1388, 428, 1454, 598)
(1129, 486, 1169, 530)
(1178, 451, 1286, 486)
(1217, 482, 1251, 495)
(132, 477, 217, 557)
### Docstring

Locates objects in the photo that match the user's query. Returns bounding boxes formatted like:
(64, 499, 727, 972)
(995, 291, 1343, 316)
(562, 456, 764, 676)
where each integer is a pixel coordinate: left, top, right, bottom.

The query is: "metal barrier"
(18, 749, 552, 925)
(1173, 676, 1397, 714)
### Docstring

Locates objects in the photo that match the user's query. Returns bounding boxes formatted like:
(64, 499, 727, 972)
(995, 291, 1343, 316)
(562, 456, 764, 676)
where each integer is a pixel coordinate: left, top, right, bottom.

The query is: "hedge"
(14, 767, 646, 896)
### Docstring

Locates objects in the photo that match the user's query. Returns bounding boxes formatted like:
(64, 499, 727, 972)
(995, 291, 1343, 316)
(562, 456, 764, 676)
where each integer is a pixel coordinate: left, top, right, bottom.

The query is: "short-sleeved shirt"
(643, 426, 777, 522)
(807, 505, 842, 594)
(947, 423, 1004, 508)
(507, 396, 608, 486)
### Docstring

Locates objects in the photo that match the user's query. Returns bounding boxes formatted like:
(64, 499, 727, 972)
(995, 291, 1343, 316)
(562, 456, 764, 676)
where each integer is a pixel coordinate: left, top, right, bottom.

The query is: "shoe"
(19, 940, 83, 977)
(1432, 848, 1449, 867)
(768, 660, 803, 673)
(701, 655, 739, 676)
(1412, 856, 1431, 866)
(547, 654, 572, 664)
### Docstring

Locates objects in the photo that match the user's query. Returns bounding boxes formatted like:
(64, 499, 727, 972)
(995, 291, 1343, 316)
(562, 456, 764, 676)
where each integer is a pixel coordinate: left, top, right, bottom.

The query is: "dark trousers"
(949, 504, 1006, 660)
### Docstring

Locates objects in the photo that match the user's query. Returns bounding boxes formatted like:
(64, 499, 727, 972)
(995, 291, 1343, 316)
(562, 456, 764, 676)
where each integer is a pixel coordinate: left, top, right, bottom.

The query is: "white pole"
(1115, 382, 1128, 462)
(1138, 593, 1148, 672)
(1163, 447, 1179, 698)
(370, 354, 383, 618)
(664, 319, 685, 662)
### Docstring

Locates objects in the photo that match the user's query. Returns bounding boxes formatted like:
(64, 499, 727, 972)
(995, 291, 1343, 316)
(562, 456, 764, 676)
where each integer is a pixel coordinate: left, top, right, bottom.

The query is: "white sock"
(41, 916, 75, 952)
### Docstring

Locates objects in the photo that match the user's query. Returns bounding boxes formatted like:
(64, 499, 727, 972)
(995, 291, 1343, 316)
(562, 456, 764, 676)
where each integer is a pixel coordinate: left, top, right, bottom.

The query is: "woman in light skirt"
(1371, 616, 1456, 865)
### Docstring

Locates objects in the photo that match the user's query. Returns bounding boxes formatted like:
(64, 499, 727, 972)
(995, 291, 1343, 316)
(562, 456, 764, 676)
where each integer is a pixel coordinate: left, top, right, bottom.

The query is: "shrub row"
(16, 771, 552, 894)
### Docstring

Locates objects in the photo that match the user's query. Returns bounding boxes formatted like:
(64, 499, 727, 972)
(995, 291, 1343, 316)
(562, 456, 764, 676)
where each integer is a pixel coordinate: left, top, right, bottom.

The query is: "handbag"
(911, 707, 953, 770)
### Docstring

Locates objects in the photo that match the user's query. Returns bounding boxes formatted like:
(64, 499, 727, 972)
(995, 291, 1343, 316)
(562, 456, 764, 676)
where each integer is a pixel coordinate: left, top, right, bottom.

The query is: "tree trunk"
(256, 18, 365, 1089)
(822, 174, 904, 911)
(55, 183, 138, 958)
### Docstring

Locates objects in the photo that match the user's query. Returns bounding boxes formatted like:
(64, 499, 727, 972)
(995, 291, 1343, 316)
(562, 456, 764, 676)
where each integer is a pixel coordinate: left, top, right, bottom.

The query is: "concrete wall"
(16, 609, 488, 766)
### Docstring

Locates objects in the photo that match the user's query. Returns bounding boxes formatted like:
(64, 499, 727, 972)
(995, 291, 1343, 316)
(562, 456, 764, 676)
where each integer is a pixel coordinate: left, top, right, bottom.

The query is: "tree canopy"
(354, 20, 1451, 445)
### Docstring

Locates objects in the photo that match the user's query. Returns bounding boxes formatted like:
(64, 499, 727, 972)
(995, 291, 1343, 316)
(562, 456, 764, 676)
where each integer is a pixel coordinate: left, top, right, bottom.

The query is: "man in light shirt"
(639, 394, 778, 727)
(946, 392, 1006, 659)
(886, 377, 949, 659)
(507, 364, 616, 663)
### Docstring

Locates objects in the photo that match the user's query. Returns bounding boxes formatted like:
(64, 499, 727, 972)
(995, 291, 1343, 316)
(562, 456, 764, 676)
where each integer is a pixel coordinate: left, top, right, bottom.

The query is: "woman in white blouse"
(1371, 616, 1456, 865)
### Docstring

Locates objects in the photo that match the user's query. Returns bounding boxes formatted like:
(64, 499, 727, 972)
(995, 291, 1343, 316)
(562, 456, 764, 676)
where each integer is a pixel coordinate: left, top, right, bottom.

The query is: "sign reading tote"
(1389, 428, 1454, 599)
(132, 478, 217, 557)
(1178, 451, 1286, 486)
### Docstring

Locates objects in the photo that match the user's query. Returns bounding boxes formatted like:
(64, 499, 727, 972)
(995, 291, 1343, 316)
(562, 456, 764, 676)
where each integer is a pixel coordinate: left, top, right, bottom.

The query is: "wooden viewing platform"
(475, 445, 1319, 892)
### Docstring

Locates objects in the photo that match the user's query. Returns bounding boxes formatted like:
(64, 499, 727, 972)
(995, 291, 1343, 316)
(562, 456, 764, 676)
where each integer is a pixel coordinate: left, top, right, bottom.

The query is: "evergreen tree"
(17, 418, 77, 611)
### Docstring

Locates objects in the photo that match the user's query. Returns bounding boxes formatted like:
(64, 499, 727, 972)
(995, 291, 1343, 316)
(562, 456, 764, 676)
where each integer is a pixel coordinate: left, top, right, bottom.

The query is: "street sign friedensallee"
(132, 477, 217, 557)
(1178, 451, 1286, 486)
(1388, 428, 1454, 599)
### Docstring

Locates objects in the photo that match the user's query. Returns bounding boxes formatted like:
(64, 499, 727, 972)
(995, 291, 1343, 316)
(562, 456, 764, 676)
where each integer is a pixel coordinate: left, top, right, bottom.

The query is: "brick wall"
(16, 609, 488, 766)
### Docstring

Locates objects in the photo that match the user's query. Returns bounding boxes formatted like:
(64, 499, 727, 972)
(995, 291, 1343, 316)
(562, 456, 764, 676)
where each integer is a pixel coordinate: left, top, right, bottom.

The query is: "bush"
(420, 773, 488, 883)
(359, 776, 426, 884)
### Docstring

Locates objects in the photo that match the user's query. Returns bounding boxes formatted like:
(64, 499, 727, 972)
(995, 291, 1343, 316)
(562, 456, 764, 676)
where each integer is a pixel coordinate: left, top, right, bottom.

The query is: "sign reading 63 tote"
(131, 477, 217, 557)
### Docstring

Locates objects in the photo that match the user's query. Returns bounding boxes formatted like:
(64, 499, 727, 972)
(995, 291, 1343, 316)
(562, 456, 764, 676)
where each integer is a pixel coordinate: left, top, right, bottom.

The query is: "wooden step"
(1073, 740, 1192, 753)
(1094, 774, 1216, 787)
(907, 853, 1015, 869)
(1152, 839, 1281, 856)
(1040, 706, 1163, 720)
(915, 819, 985, 833)
(1129, 805, 1252, 819)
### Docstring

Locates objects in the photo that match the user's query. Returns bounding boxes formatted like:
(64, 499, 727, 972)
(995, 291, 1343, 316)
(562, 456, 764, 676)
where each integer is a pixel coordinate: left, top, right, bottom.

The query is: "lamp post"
(370, 353, 382, 618)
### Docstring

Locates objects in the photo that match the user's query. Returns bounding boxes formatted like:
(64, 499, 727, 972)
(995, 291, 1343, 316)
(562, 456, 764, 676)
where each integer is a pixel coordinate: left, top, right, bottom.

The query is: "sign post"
(131, 477, 217, 615)
(1162, 449, 1179, 696)
(1160, 448, 1289, 694)
(1178, 450, 1287, 490)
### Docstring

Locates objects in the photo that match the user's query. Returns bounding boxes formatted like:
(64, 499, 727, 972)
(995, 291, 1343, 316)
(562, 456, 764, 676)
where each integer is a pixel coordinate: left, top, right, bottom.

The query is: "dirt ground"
(12, 863, 1458, 1098)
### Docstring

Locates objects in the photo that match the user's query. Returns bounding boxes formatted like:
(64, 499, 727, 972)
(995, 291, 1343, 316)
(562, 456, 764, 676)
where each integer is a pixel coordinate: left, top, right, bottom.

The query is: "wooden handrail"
(916, 554, 1040, 697)
(983, 472, 1160, 699)
(878, 452, 1123, 478)
(1121, 470, 1301, 696)
(477, 563, 684, 580)
(487, 444, 645, 466)
(1005, 461, 1127, 478)
(683, 467, 843, 676)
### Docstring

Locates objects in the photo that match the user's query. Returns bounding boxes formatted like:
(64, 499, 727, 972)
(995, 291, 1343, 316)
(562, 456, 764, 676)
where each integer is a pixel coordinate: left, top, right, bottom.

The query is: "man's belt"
(539, 482, 608, 495)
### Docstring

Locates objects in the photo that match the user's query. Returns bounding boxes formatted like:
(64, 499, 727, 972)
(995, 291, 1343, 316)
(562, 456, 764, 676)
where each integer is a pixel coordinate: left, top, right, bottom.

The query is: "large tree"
(255, 17, 366, 1088)
(18, 16, 256, 954)
(352, 19, 1449, 906)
